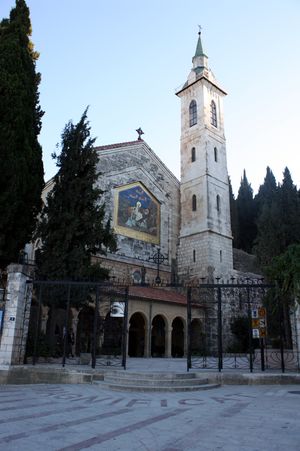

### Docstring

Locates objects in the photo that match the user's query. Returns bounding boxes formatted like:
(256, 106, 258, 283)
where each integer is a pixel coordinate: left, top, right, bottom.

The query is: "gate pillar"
(0, 264, 33, 365)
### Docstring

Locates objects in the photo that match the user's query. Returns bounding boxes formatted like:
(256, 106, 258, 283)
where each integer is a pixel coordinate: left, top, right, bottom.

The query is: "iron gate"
(187, 280, 300, 373)
(26, 280, 129, 369)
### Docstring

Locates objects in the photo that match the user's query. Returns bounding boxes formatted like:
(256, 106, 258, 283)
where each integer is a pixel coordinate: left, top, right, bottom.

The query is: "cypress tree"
(279, 167, 300, 249)
(236, 170, 256, 253)
(254, 167, 279, 265)
(36, 110, 117, 281)
(0, 0, 44, 268)
(254, 166, 277, 214)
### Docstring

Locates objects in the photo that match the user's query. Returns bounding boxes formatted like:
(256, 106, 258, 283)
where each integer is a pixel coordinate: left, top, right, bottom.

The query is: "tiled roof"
(95, 140, 143, 151)
(128, 285, 186, 305)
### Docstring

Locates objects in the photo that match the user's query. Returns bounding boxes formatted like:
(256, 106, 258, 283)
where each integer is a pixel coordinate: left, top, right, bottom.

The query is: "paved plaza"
(0, 381, 299, 450)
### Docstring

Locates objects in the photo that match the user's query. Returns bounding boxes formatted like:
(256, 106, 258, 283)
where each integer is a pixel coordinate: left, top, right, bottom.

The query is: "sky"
(1, 0, 300, 195)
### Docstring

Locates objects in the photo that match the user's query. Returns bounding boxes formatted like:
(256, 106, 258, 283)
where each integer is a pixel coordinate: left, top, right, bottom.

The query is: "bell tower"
(176, 30, 233, 279)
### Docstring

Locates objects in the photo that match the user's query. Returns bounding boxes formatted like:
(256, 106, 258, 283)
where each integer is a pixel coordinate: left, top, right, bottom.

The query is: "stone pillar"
(71, 308, 79, 357)
(145, 325, 151, 357)
(166, 326, 172, 358)
(0, 264, 33, 366)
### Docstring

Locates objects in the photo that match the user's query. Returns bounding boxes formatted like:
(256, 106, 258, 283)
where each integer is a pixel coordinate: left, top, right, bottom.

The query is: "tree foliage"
(36, 110, 117, 282)
(236, 170, 256, 252)
(255, 167, 300, 265)
(0, 0, 44, 268)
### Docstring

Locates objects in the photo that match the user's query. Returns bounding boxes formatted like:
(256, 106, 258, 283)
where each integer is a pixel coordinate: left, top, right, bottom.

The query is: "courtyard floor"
(0, 382, 299, 450)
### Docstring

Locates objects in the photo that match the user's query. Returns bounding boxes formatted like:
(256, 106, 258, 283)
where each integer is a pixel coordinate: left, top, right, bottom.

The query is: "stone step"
(98, 381, 220, 392)
(104, 371, 198, 380)
(103, 374, 209, 387)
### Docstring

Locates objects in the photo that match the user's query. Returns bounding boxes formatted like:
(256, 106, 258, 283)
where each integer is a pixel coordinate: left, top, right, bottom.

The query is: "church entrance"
(128, 312, 145, 357)
(151, 315, 165, 357)
(171, 317, 184, 357)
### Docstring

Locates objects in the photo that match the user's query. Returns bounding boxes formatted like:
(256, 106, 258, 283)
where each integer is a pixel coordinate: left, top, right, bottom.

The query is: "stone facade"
(94, 140, 180, 283)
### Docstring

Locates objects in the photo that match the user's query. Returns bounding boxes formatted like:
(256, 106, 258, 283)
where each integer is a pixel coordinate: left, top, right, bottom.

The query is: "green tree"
(254, 167, 280, 265)
(0, 0, 44, 268)
(254, 166, 277, 214)
(265, 244, 300, 348)
(278, 167, 300, 249)
(36, 110, 117, 282)
(236, 170, 256, 253)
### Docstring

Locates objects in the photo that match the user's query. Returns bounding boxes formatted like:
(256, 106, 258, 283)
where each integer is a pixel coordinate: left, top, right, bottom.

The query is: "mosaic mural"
(114, 182, 160, 244)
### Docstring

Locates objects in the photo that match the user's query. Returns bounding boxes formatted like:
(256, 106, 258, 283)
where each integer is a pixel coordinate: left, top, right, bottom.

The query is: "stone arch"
(171, 317, 184, 357)
(151, 314, 166, 357)
(191, 318, 204, 355)
(128, 312, 147, 357)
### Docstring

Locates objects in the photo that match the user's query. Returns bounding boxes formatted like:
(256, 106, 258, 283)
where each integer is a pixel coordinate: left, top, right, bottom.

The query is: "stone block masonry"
(0, 264, 33, 365)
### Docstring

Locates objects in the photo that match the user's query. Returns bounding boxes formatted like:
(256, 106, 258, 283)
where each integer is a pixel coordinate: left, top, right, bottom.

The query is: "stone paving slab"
(0, 383, 299, 450)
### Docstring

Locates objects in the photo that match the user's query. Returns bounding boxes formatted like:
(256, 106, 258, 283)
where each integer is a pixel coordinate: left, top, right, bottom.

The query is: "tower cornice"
(175, 74, 227, 97)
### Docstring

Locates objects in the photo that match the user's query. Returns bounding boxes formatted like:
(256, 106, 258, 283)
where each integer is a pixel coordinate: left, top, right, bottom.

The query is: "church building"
(35, 32, 235, 359)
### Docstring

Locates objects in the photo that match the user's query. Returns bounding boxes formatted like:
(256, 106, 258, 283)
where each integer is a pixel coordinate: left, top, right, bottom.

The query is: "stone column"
(144, 325, 151, 357)
(166, 326, 172, 358)
(0, 264, 33, 366)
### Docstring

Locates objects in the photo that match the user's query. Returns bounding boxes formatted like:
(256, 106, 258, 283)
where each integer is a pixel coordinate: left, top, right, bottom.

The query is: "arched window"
(191, 147, 196, 162)
(192, 194, 197, 211)
(214, 147, 218, 162)
(210, 100, 217, 127)
(189, 100, 197, 127)
(193, 250, 196, 262)
(216, 194, 220, 212)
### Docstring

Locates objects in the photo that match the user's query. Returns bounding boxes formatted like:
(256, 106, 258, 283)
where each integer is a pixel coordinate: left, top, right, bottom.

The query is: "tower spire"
(194, 25, 206, 57)
(192, 26, 208, 70)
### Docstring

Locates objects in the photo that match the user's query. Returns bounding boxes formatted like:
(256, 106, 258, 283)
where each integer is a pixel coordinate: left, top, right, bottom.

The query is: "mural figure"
(114, 183, 160, 244)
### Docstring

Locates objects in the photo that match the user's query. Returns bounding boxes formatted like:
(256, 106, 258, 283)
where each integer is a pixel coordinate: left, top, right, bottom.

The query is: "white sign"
(110, 302, 125, 318)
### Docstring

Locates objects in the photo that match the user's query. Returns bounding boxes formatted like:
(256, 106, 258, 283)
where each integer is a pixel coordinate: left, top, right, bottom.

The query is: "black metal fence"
(26, 280, 129, 369)
(187, 280, 300, 373)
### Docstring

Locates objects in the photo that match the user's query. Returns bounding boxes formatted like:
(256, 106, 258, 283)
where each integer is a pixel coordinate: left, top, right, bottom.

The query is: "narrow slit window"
(191, 147, 196, 162)
(216, 195, 220, 212)
(192, 194, 197, 211)
(214, 147, 218, 162)
(193, 249, 196, 262)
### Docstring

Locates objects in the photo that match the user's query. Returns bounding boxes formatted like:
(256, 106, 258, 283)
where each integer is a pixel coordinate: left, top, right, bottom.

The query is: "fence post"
(122, 286, 129, 370)
(91, 286, 99, 369)
(217, 287, 223, 372)
(62, 284, 71, 368)
(247, 286, 253, 373)
(187, 287, 192, 372)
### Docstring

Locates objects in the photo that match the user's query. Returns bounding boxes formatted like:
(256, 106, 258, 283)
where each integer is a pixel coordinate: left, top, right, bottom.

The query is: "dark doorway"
(101, 312, 123, 355)
(191, 318, 203, 355)
(128, 312, 146, 357)
(172, 317, 184, 357)
(151, 315, 165, 357)
(76, 306, 94, 355)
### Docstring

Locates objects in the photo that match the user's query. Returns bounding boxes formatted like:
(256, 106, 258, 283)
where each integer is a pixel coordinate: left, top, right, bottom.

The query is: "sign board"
(251, 306, 267, 338)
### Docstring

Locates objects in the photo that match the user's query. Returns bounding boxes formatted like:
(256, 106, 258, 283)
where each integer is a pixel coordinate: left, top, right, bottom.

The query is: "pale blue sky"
(2, 0, 300, 195)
